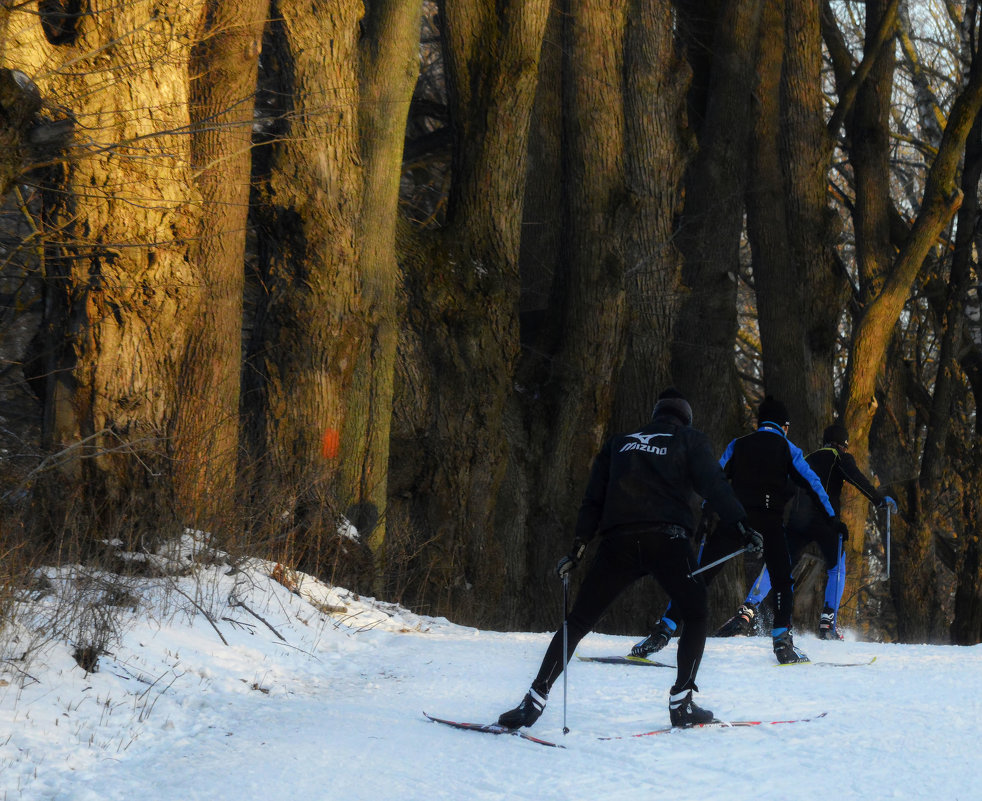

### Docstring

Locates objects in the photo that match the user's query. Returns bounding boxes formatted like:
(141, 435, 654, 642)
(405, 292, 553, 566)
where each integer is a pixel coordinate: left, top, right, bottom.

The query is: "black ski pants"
(698, 507, 794, 630)
(531, 525, 708, 699)
(786, 501, 839, 570)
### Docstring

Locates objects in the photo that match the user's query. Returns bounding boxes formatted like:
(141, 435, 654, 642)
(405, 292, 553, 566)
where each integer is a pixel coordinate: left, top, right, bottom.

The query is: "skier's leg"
(530, 536, 638, 695)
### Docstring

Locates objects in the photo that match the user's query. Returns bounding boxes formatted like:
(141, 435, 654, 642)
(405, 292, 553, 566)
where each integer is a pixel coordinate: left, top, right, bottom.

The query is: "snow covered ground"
(1, 551, 978, 801)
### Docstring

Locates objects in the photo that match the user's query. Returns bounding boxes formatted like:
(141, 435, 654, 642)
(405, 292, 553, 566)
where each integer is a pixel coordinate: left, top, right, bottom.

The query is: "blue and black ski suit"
(662, 421, 835, 634)
(743, 445, 889, 622)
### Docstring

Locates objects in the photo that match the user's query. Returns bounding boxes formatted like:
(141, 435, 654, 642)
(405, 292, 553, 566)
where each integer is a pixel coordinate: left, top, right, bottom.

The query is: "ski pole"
(561, 572, 570, 735)
(688, 546, 749, 578)
(885, 505, 891, 579)
(695, 508, 711, 561)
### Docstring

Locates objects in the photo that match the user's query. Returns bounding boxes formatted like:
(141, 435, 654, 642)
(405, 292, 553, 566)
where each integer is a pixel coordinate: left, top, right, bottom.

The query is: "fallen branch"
(229, 595, 287, 643)
(171, 585, 228, 646)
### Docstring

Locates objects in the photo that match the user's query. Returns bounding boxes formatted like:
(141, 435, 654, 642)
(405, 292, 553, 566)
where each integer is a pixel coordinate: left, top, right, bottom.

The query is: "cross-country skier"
(715, 422, 897, 640)
(496, 389, 763, 730)
(631, 396, 837, 664)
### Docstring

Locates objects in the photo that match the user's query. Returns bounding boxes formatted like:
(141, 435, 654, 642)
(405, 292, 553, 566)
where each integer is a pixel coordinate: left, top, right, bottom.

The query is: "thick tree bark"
(610, 0, 689, 433)
(340, 0, 422, 563)
(596, 0, 690, 631)
(8, 1, 205, 541)
(178, 0, 268, 528)
(246, 0, 365, 574)
(670, 0, 761, 447)
(748, 0, 840, 452)
(525, 0, 630, 607)
(657, 0, 763, 624)
(744, 0, 845, 629)
(387, 0, 550, 623)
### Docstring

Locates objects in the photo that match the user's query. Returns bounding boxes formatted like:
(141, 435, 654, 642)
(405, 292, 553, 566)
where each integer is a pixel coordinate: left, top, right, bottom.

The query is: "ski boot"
(497, 688, 546, 729)
(715, 603, 759, 637)
(819, 606, 844, 640)
(669, 689, 714, 727)
(631, 619, 674, 657)
(772, 629, 809, 664)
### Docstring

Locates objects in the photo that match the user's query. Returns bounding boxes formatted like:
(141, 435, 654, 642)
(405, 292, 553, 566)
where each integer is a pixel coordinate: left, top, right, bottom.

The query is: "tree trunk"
(9, 1, 205, 542)
(840, 2, 982, 633)
(387, 0, 550, 624)
(522, 0, 631, 626)
(660, 0, 763, 623)
(670, 0, 761, 447)
(748, 0, 840, 451)
(179, 0, 268, 530)
(246, 0, 365, 575)
(338, 1, 422, 567)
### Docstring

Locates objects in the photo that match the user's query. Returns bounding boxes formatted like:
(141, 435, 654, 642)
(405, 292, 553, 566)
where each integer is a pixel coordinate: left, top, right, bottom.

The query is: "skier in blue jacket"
(716, 423, 897, 640)
(631, 396, 837, 664)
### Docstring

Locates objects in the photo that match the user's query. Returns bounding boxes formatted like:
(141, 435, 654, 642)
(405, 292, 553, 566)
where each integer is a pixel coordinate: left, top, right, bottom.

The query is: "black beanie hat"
(823, 423, 849, 446)
(757, 395, 790, 426)
(652, 387, 693, 426)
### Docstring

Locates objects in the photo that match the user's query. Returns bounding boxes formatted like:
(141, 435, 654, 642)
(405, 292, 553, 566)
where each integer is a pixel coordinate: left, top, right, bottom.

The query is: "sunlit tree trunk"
(8, 1, 205, 541)
(178, 0, 268, 529)
(836, 1, 982, 634)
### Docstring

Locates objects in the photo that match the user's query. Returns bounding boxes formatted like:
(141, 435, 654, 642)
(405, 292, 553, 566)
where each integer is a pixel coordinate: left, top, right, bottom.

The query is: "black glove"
(835, 519, 849, 542)
(556, 538, 587, 579)
(735, 520, 763, 557)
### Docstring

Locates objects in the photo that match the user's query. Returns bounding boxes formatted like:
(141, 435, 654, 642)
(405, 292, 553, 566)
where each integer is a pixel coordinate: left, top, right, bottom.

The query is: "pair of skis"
(426, 650, 874, 747)
(577, 653, 878, 668)
(424, 710, 829, 749)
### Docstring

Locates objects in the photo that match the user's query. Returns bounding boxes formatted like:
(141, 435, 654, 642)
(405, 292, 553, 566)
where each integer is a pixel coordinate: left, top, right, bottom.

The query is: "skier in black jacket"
(496, 388, 763, 731)
(716, 423, 897, 640)
(631, 396, 837, 664)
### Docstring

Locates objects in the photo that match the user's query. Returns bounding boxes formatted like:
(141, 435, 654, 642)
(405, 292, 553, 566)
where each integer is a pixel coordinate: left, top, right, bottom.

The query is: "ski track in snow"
(1, 562, 979, 801)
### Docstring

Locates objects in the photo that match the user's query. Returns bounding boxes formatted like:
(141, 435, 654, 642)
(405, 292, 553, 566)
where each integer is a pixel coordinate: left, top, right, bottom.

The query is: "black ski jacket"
(719, 422, 835, 518)
(573, 413, 747, 542)
(796, 446, 885, 516)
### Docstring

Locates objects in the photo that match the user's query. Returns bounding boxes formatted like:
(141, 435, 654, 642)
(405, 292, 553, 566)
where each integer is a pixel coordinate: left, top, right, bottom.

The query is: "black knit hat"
(757, 395, 790, 427)
(823, 423, 849, 447)
(652, 387, 693, 426)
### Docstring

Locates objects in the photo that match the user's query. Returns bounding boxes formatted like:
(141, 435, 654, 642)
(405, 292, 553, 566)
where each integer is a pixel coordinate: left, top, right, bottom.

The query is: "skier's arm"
(690, 433, 746, 525)
(718, 438, 736, 473)
(788, 442, 836, 518)
(572, 442, 611, 543)
(837, 451, 886, 505)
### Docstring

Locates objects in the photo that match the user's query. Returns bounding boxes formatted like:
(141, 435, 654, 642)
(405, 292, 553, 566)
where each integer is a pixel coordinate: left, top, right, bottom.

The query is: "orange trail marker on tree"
(321, 427, 340, 459)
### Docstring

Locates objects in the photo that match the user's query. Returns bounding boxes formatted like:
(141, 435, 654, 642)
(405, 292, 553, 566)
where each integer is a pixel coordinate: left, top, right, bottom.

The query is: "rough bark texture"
(664, 0, 763, 621)
(339, 0, 422, 564)
(387, 0, 550, 625)
(8, 1, 205, 541)
(246, 0, 365, 574)
(598, 0, 691, 630)
(670, 0, 759, 447)
(179, 0, 268, 527)
(748, 0, 840, 452)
